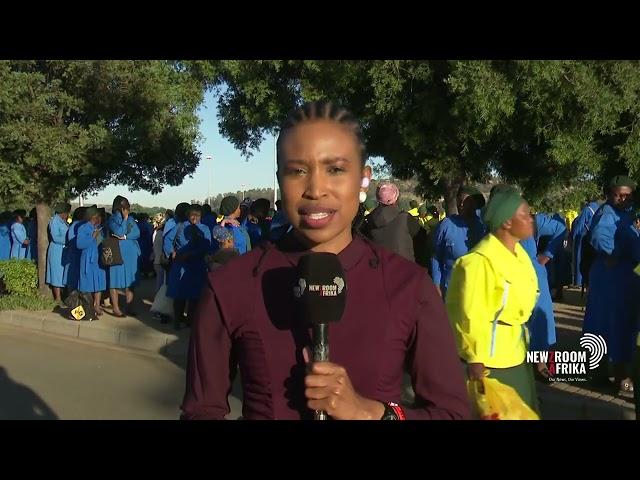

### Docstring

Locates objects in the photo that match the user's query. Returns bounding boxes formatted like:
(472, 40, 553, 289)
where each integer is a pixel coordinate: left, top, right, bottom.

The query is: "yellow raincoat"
(446, 234, 539, 369)
(408, 207, 420, 217)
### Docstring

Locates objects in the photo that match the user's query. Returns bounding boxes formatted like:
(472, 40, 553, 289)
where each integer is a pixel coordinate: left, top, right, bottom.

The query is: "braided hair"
(276, 101, 367, 169)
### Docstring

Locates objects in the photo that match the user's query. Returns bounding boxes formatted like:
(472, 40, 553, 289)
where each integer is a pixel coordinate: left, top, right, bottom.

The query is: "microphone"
(295, 252, 347, 420)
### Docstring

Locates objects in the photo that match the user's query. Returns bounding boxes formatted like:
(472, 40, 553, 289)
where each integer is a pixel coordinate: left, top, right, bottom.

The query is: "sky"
(83, 90, 279, 209)
(82, 90, 387, 209)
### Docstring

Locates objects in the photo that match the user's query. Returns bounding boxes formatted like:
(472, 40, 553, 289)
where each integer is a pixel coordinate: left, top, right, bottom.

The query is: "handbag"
(100, 236, 124, 267)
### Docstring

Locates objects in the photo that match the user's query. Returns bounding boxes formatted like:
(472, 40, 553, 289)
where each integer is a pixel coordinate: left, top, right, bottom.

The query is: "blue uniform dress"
(25, 218, 37, 262)
(0, 221, 11, 260)
(167, 222, 211, 300)
(138, 220, 154, 273)
(46, 215, 69, 288)
(246, 219, 271, 249)
(269, 211, 291, 242)
(162, 217, 179, 258)
(571, 201, 600, 286)
(201, 213, 218, 233)
(225, 223, 251, 255)
(430, 213, 486, 297)
(76, 222, 106, 293)
(545, 213, 571, 290)
(107, 212, 141, 289)
(583, 203, 639, 363)
(63, 220, 85, 291)
(10, 222, 28, 259)
(522, 213, 566, 351)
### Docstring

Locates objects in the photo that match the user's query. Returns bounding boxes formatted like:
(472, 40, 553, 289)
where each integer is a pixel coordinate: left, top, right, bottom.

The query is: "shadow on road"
(0, 366, 58, 420)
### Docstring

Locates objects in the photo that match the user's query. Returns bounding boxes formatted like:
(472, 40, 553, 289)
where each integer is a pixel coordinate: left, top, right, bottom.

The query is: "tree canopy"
(208, 60, 640, 213)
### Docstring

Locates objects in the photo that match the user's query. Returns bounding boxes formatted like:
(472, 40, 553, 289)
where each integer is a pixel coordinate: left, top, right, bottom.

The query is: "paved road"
(0, 324, 242, 420)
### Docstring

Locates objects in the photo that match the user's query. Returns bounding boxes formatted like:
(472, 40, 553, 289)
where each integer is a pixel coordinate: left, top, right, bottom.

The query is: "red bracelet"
(388, 402, 406, 420)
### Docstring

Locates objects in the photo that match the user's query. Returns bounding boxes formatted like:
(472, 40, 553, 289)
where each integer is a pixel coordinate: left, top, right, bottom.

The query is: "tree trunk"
(440, 175, 465, 216)
(36, 202, 51, 297)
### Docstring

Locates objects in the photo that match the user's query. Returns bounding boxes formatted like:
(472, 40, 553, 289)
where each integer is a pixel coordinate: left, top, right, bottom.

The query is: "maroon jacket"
(181, 233, 470, 420)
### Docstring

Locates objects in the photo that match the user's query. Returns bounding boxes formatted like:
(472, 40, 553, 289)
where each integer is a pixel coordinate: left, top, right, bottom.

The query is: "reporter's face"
(278, 119, 364, 252)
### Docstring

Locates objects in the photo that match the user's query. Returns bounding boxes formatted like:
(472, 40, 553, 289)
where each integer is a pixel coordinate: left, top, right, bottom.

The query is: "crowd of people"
(3, 100, 640, 420)
(0, 194, 284, 329)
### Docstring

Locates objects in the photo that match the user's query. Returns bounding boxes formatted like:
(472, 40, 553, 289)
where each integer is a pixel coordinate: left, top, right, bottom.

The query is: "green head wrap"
(481, 188, 525, 233)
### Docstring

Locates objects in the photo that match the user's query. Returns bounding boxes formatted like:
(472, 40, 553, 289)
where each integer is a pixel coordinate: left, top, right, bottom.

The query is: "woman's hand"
(303, 348, 385, 420)
(220, 218, 240, 228)
(537, 254, 551, 266)
(467, 362, 486, 382)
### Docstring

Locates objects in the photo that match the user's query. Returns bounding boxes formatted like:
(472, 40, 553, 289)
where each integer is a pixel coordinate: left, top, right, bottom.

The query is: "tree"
(206, 187, 279, 212)
(0, 61, 206, 295)
(207, 60, 640, 215)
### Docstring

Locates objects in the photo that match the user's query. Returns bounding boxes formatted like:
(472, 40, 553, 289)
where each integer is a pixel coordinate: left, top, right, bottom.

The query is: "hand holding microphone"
(295, 252, 384, 420)
(302, 346, 385, 420)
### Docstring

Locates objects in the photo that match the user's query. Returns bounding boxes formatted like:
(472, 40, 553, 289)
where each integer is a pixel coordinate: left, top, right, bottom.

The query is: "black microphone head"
(294, 252, 347, 326)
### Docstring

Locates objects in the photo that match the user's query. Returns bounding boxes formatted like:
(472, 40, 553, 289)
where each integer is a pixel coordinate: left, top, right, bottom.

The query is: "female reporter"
(181, 101, 470, 420)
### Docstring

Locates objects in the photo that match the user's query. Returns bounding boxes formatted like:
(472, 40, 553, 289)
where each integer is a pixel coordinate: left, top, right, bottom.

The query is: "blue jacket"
(430, 214, 486, 296)
(0, 222, 11, 260)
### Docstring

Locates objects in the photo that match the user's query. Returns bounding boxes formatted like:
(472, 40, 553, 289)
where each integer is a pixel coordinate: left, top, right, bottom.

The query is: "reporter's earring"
(361, 177, 370, 189)
(359, 191, 367, 203)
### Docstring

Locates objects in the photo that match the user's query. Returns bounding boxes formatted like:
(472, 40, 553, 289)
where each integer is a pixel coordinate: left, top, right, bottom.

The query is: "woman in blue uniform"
(167, 204, 211, 330)
(583, 175, 638, 395)
(137, 213, 154, 278)
(46, 203, 71, 306)
(219, 196, 251, 255)
(63, 207, 87, 292)
(76, 207, 106, 317)
(26, 208, 37, 262)
(162, 202, 190, 266)
(107, 196, 141, 318)
(571, 200, 601, 287)
(0, 212, 11, 260)
(430, 186, 486, 298)
(521, 212, 567, 377)
(10, 210, 29, 259)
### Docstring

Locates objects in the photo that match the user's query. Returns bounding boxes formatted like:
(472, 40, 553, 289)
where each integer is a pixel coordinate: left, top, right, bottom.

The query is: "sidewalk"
(0, 278, 189, 357)
(0, 308, 189, 357)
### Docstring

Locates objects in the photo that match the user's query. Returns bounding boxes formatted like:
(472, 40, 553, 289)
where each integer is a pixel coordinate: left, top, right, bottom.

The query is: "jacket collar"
(277, 231, 368, 272)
